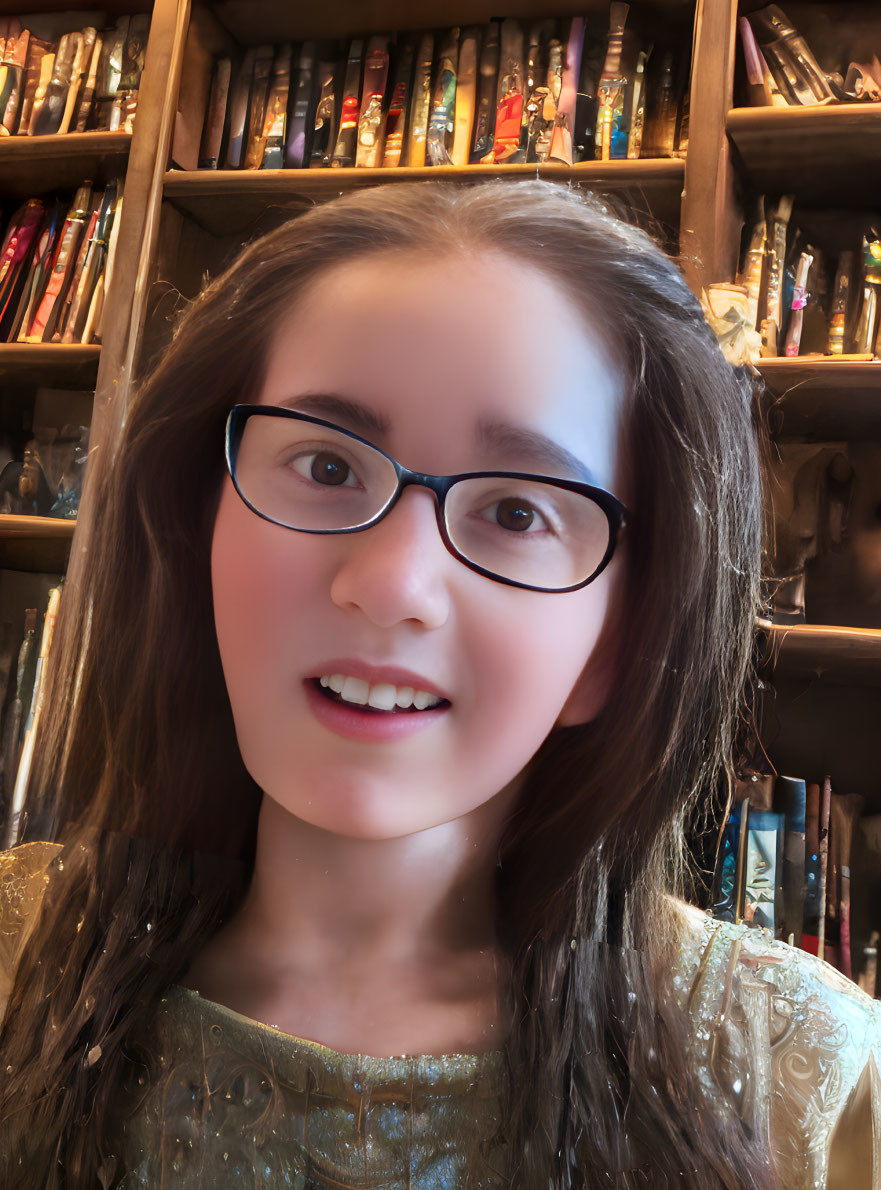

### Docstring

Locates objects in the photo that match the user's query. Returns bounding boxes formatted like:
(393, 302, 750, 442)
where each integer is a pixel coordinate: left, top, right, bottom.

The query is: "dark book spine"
(331, 39, 363, 167)
(284, 41, 316, 168)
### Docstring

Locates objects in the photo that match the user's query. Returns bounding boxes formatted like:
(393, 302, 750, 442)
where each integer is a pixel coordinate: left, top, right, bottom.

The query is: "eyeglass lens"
(233, 414, 611, 590)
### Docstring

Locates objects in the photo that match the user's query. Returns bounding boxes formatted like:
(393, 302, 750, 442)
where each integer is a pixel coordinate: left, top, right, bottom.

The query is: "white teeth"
(367, 683, 397, 711)
(340, 676, 369, 705)
(317, 674, 445, 711)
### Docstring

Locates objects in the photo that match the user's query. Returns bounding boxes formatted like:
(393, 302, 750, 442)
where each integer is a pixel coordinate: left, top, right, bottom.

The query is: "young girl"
(0, 180, 878, 1189)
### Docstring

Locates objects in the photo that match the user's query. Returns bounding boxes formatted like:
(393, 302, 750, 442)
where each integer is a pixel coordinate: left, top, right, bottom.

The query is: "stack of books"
(0, 14, 150, 136)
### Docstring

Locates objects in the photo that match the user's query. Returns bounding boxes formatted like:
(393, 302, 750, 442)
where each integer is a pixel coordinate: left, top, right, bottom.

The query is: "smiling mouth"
(309, 676, 451, 714)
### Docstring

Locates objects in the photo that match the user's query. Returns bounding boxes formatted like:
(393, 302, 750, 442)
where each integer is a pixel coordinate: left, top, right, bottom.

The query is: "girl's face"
(211, 250, 627, 840)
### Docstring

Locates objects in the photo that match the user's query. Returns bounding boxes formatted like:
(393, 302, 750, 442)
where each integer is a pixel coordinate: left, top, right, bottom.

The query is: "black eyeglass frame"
(224, 404, 630, 594)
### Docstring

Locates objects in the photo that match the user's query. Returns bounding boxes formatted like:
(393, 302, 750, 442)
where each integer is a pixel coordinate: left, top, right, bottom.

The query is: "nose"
(329, 485, 453, 629)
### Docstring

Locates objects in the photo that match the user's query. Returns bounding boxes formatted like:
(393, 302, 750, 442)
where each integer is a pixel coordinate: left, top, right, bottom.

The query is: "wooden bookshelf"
(764, 623, 881, 686)
(0, 131, 132, 201)
(0, 345, 101, 388)
(727, 104, 881, 205)
(757, 359, 881, 440)
(0, 515, 74, 573)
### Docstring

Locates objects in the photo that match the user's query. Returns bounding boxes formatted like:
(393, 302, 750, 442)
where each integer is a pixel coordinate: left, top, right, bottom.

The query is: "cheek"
(459, 571, 614, 757)
(210, 482, 319, 721)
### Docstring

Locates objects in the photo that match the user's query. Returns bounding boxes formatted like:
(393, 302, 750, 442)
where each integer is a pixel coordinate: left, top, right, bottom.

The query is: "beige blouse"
(1, 841, 879, 1188)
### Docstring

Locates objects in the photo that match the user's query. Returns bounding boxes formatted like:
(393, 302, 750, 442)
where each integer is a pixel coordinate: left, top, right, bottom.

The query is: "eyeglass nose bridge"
(371, 463, 460, 550)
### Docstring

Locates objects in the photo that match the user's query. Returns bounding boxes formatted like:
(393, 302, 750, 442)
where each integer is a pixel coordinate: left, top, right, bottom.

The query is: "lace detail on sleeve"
(0, 841, 64, 1026)
(672, 901, 881, 1190)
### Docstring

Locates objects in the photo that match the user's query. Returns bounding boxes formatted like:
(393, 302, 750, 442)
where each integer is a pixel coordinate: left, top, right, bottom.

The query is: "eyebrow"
(274, 393, 597, 484)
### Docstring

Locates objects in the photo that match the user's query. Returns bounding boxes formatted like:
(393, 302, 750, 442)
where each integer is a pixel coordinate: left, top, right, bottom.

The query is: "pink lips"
(303, 658, 452, 744)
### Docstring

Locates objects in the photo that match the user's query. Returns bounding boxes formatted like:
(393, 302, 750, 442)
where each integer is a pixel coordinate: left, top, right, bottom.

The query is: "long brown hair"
(0, 180, 776, 1187)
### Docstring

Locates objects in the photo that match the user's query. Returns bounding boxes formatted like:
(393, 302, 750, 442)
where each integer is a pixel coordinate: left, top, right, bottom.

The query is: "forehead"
(257, 250, 623, 488)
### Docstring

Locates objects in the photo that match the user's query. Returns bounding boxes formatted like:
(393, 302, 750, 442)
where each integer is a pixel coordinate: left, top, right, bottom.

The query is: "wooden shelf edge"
(0, 515, 76, 540)
(0, 130, 132, 162)
(163, 158, 686, 196)
(0, 344, 101, 362)
(728, 103, 881, 134)
(761, 621, 881, 684)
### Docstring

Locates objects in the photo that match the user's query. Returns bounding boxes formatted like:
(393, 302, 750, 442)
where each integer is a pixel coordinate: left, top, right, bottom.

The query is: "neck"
(231, 779, 522, 976)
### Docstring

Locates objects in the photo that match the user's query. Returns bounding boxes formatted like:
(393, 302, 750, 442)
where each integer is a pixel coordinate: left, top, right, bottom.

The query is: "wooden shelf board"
(0, 515, 74, 573)
(0, 515, 76, 540)
(0, 344, 100, 388)
(0, 131, 132, 201)
(758, 359, 881, 439)
(727, 105, 881, 204)
(764, 622, 881, 685)
(163, 159, 686, 238)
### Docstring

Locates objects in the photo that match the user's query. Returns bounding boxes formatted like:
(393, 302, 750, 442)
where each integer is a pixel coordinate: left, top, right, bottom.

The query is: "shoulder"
(0, 841, 64, 1026)
(669, 897, 881, 1189)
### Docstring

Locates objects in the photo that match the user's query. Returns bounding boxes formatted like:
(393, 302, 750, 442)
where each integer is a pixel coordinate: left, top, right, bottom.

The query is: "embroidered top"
(1, 841, 879, 1188)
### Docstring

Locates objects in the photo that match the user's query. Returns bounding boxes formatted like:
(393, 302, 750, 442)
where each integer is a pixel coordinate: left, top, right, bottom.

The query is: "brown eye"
(495, 497, 536, 531)
(310, 452, 350, 486)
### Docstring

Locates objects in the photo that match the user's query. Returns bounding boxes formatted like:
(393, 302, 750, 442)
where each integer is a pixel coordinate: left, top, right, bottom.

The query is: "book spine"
(284, 41, 316, 168)
(451, 28, 478, 166)
(548, 16, 584, 164)
(331, 39, 363, 167)
(356, 35, 389, 168)
(242, 45, 274, 169)
(198, 57, 231, 169)
(24, 183, 91, 342)
(309, 58, 339, 168)
(259, 44, 292, 169)
(27, 48, 55, 135)
(73, 31, 102, 132)
(492, 20, 525, 164)
(225, 48, 257, 168)
(380, 42, 414, 168)
(471, 21, 498, 162)
(405, 33, 433, 167)
(426, 28, 458, 167)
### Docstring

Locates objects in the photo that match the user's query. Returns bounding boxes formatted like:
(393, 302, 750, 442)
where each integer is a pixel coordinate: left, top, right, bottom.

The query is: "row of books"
(730, 196, 881, 359)
(0, 14, 149, 137)
(738, 4, 881, 107)
(712, 773, 879, 998)
(0, 181, 123, 344)
(186, 5, 688, 173)
(0, 583, 60, 851)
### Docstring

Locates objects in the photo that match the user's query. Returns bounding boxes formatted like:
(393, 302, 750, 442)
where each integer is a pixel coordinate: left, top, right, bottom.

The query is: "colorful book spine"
(492, 20, 525, 164)
(356, 35, 389, 168)
(426, 28, 458, 166)
(381, 42, 413, 167)
(548, 17, 584, 164)
(22, 182, 91, 342)
(406, 33, 433, 167)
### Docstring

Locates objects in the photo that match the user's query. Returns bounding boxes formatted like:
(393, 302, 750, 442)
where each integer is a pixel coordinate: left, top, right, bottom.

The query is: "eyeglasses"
(224, 405, 630, 593)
